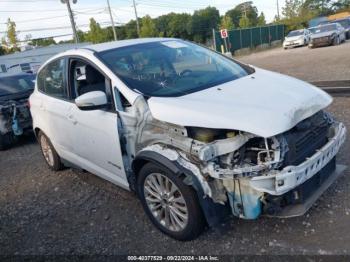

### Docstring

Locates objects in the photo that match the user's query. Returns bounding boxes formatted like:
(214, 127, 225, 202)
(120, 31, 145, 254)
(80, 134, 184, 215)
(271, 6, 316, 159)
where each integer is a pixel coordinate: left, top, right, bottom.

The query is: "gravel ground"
(237, 41, 350, 83)
(0, 97, 349, 256)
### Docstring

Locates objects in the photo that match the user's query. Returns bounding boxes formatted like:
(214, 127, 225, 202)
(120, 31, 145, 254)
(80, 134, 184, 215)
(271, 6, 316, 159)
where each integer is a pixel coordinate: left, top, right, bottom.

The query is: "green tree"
(281, 0, 316, 30)
(1, 37, 7, 49)
(332, 0, 350, 11)
(140, 15, 157, 37)
(226, 2, 258, 28)
(6, 18, 18, 48)
(77, 30, 86, 42)
(155, 14, 173, 37)
(302, 0, 333, 16)
(168, 13, 192, 39)
(86, 18, 108, 43)
(282, 0, 302, 19)
(31, 37, 56, 47)
(220, 15, 234, 30)
(124, 20, 139, 39)
(257, 12, 266, 26)
(239, 16, 251, 28)
(191, 6, 220, 43)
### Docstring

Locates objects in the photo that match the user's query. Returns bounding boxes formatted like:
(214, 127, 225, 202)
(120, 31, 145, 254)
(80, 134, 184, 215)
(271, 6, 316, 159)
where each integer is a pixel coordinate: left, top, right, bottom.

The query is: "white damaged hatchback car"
(30, 38, 346, 240)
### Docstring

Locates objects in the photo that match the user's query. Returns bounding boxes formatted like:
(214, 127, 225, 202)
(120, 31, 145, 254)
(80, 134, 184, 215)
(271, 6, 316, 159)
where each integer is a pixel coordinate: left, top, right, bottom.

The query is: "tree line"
(1, 0, 349, 55)
(280, 0, 350, 30)
(75, 2, 267, 45)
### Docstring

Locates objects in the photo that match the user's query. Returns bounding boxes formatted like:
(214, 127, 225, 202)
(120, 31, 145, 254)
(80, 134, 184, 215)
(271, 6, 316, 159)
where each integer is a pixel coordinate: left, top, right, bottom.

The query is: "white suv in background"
(283, 29, 310, 49)
(30, 38, 346, 240)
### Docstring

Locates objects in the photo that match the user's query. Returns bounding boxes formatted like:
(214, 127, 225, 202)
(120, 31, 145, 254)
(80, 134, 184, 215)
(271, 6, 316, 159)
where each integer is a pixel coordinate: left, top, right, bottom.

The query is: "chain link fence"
(214, 24, 285, 53)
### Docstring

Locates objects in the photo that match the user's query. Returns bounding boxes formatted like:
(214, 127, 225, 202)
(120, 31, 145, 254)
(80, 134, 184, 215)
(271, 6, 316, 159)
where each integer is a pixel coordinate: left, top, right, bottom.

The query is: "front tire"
(333, 36, 340, 46)
(38, 131, 63, 171)
(137, 162, 205, 241)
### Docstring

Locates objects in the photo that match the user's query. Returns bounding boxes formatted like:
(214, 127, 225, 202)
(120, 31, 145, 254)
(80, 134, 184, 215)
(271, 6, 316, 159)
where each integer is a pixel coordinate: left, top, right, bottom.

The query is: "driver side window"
(69, 58, 115, 111)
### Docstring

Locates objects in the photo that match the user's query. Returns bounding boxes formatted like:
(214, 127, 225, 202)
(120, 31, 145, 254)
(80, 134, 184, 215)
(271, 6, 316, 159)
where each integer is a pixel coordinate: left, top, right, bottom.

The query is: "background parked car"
(0, 73, 35, 150)
(283, 29, 310, 49)
(332, 17, 350, 39)
(308, 23, 346, 48)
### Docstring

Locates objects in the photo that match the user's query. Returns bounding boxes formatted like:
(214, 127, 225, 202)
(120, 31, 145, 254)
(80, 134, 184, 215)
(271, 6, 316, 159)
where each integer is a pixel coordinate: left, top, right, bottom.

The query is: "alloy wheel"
(40, 135, 54, 167)
(144, 173, 189, 232)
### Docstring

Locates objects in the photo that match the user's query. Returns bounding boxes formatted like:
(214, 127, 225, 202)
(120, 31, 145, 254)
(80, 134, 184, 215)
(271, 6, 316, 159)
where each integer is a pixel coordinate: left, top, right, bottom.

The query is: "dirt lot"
(1, 44, 350, 256)
(238, 41, 350, 83)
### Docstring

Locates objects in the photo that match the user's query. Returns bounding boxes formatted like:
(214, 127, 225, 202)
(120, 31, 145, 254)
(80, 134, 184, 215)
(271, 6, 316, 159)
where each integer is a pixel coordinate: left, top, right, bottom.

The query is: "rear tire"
(38, 131, 63, 171)
(0, 133, 14, 151)
(137, 162, 205, 241)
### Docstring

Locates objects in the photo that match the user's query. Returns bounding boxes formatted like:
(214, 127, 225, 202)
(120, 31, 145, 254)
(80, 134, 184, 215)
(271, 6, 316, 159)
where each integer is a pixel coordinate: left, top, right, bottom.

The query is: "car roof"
(83, 37, 175, 53)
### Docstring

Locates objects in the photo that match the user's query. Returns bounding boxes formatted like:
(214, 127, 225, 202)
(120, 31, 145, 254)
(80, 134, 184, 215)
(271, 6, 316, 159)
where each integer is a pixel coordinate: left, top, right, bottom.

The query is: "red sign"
(220, 29, 228, 39)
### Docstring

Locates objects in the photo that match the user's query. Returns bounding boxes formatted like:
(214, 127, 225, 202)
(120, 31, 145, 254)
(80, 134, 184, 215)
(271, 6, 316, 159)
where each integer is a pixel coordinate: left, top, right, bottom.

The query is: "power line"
(0, 15, 68, 24)
(0, 8, 67, 13)
(17, 33, 74, 43)
(0, 21, 112, 34)
(0, 0, 57, 2)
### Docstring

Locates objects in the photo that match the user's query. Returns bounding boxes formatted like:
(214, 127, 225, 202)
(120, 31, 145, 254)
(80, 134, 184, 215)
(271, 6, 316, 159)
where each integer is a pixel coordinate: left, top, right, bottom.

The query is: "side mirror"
(75, 91, 108, 111)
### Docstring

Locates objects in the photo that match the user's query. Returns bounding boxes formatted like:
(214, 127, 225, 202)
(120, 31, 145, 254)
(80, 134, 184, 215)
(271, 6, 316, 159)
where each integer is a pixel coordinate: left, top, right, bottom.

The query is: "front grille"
(282, 111, 331, 166)
(313, 37, 329, 43)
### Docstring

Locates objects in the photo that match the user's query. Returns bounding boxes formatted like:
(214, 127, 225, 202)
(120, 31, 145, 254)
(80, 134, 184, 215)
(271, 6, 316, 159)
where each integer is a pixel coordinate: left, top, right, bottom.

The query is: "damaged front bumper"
(221, 122, 347, 219)
(250, 122, 346, 195)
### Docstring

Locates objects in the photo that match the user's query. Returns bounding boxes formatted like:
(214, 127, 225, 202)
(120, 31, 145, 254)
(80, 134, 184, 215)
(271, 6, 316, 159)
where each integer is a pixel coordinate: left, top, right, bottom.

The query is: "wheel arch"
(132, 150, 231, 227)
(34, 127, 41, 138)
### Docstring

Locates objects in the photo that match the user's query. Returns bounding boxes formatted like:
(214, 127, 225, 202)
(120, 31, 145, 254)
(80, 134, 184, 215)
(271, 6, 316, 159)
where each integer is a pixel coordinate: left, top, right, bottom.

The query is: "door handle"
(67, 114, 78, 125)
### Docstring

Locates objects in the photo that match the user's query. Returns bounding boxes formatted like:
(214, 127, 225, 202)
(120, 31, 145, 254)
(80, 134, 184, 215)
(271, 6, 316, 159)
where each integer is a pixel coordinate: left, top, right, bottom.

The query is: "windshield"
(309, 24, 337, 34)
(99, 40, 249, 97)
(287, 30, 304, 37)
(0, 75, 35, 97)
(335, 19, 350, 28)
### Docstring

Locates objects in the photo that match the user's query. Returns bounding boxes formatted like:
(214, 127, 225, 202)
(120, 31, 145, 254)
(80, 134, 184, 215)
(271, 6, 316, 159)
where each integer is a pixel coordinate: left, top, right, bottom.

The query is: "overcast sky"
(0, 0, 284, 42)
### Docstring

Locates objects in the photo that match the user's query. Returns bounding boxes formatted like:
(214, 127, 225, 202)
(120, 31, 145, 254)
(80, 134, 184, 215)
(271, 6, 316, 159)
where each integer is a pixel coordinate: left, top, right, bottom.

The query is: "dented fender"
(132, 145, 231, 226)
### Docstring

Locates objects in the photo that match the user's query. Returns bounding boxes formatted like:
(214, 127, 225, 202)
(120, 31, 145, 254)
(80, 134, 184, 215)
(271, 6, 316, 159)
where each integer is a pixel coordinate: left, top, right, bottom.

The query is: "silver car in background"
(308, 23, 346, 48)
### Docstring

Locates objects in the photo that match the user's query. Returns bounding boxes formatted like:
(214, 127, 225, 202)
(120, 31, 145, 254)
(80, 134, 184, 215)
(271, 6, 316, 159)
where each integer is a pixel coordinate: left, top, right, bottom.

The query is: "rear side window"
(37, 58, 68, 99)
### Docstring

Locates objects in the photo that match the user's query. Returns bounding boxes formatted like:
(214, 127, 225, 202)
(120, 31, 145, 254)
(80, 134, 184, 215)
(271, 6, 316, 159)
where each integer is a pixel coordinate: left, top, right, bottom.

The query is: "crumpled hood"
(310, 31, 336, 39)
(148, 68, 332, 137)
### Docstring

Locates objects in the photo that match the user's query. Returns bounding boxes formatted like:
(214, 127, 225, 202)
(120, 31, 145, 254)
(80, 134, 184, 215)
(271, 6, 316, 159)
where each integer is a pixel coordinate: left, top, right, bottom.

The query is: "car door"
(67, 58, 128, 188)
(36, 57, 75, 157)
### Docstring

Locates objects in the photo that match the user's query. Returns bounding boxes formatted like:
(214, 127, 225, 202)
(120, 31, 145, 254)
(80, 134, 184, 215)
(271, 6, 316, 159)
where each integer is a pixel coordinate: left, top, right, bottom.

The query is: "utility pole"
(107, 0, 117, 41)
(61, 0, 79, 43)
(276, 0, 280, 21)
(132, 0, 140, 37)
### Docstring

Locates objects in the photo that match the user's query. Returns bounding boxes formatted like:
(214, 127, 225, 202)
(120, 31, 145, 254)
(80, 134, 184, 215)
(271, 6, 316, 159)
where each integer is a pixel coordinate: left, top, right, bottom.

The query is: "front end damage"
(121, 97, 346, 222)
(0, 98, 32, 148)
